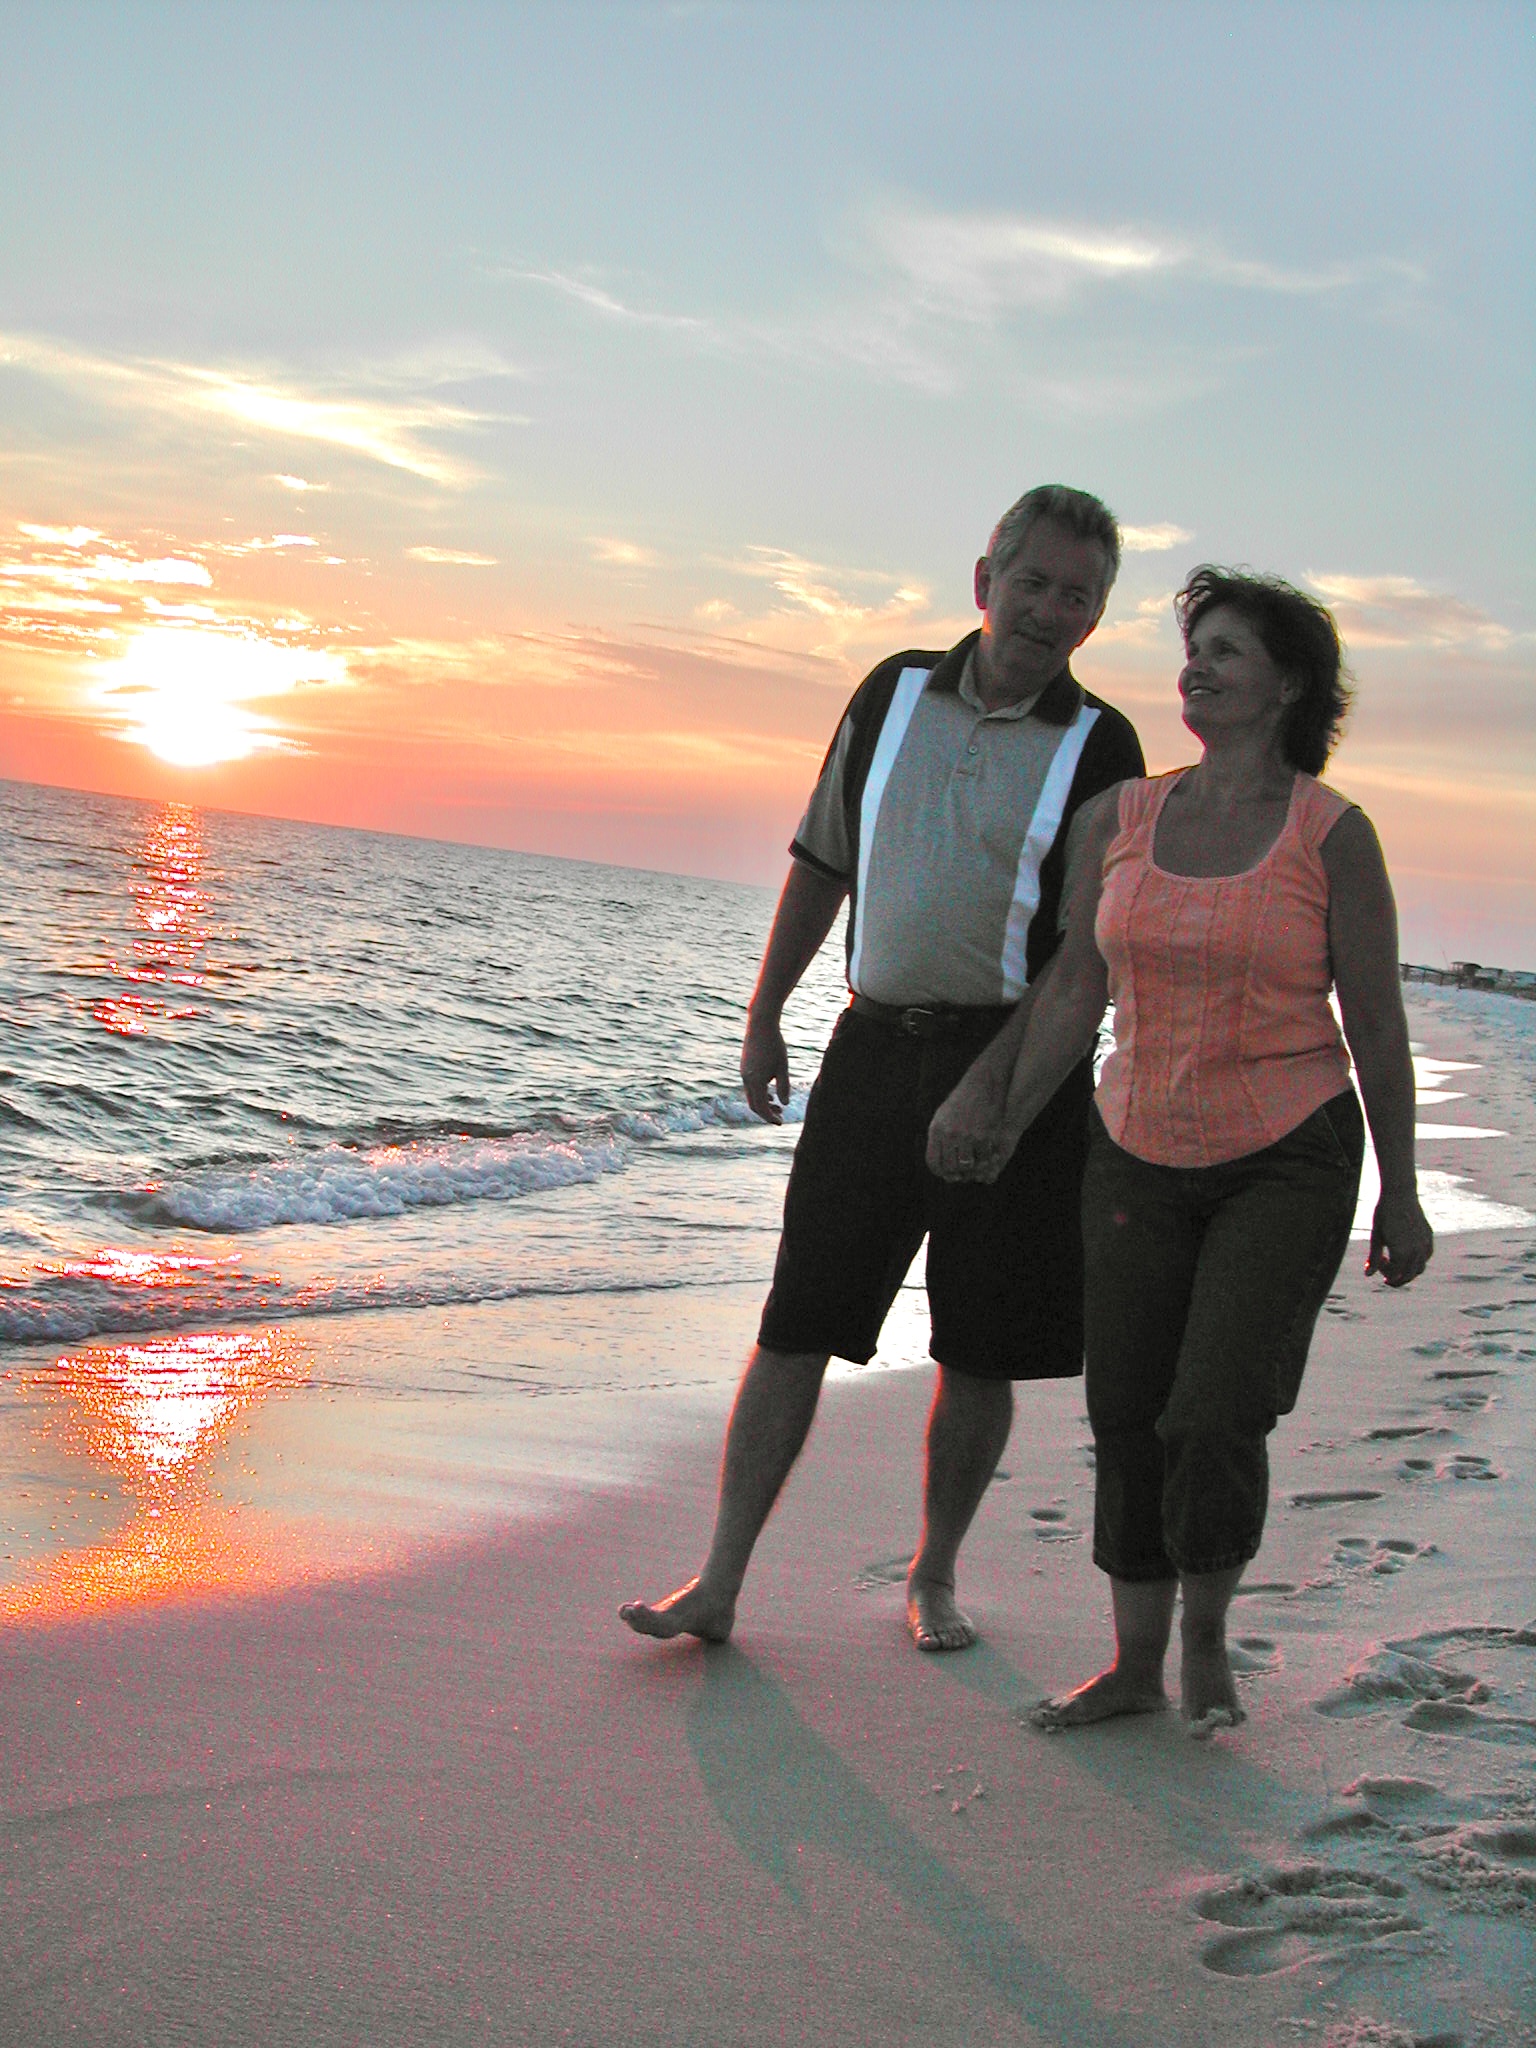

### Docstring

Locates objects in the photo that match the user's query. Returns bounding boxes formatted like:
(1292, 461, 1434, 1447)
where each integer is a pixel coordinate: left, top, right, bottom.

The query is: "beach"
(3, 967, 1533, 2044)
(2, 785, 1533, 2045)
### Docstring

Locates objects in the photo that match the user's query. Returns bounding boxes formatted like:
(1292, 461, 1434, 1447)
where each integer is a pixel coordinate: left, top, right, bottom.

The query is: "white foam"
(144, 1089, 810, 1235)
(149, 1133, 631, 1232)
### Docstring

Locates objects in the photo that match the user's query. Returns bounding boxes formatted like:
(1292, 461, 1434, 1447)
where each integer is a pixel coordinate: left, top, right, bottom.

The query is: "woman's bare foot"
(1181, 1639, 1245, 1739)
(906, 1577, 977, 1652)
(618, 1577, 736, 1643)
(1029, 1663, 1169, 1731)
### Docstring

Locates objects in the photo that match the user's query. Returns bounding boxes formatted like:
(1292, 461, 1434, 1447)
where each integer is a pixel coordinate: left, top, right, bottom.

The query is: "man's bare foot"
(1028, 1664, 1169, 1731)
(906, 1577, 977, 1652)
(618, 1578, 736, 1644)
(1182, 1641, 1245, 1738)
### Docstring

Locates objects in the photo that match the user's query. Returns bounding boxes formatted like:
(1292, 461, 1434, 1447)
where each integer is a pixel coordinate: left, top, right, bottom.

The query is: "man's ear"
(973, 556, 991, 614)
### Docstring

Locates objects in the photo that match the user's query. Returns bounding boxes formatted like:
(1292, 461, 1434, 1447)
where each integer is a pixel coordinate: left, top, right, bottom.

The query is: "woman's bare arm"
(1323, 807, 1433, 1288)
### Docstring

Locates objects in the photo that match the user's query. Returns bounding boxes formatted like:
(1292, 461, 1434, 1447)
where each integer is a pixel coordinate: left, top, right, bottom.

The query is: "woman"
(928, 567, 1433, 1736)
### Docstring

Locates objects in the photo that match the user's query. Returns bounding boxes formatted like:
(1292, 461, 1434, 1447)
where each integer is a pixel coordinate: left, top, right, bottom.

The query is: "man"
(620, 485, 1145, 1651)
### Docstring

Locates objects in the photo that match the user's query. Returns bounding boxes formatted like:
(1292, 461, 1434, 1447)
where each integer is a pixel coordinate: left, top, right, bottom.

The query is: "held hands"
(741, 1009, 792, 1124)
(926, 1068, 1012, 1184)
(1366, 1190, 1434, 1288)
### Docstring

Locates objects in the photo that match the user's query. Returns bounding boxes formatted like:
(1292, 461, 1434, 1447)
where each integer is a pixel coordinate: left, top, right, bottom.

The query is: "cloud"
(274, 474, 327, 493)
(590, 537, 661, 568)
(866, 206, 1422, 320)
(1307, 573, 1518, 651)
(221, 534, 319, 556)
(2, 547, 211, 594)
(407, 546, 498, 566)
(1120, 523, 1193, 553)
(18, 524, 103, 548)
(506, 267, 715, 338)
(1092, 593, 1178, 649)
(1, 333, 498, 486)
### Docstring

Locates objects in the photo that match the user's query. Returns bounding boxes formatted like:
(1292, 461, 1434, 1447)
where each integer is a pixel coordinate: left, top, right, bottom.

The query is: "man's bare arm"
(741, 860, 849, 1123)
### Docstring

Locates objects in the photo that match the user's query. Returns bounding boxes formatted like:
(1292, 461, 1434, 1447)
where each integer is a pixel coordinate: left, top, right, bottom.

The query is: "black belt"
(848, 993, 1014, 1040)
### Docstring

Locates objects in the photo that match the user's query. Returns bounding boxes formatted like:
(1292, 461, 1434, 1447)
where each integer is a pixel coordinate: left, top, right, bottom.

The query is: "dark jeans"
(1082, 1091, 1365, 1581)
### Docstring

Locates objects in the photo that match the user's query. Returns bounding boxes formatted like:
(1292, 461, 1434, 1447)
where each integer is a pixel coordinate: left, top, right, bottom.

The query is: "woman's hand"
(927, 1067, 1010, 1183)
(1366, 1190, 1434, 1288)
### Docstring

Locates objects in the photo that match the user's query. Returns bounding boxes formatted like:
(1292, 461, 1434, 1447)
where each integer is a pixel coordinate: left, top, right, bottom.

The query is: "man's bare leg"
(619, 1345, 828, 1642)
(1180, 1564, 1245, 1737)
(1030, 1576, 1176, 1728)
(906, 1366, 1014, 1652)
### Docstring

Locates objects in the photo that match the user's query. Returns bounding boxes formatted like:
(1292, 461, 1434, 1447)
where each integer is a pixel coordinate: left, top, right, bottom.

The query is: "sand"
(2, 988, 1533, 2047)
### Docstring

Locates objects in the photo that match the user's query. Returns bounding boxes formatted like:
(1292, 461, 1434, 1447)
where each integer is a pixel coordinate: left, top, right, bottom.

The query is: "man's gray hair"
(986, 485, 1121, 594)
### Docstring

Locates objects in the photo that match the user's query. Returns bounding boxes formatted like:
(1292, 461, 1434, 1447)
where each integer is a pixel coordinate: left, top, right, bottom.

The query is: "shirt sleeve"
(788, 715, 856, 879)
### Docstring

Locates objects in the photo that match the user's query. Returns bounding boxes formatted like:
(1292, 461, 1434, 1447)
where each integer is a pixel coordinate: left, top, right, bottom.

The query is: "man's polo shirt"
(791, 631, 1144, 1008)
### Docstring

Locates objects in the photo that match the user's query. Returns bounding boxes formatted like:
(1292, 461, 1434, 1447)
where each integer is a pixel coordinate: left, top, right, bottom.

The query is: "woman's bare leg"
(1030, 1576, 1176, 1730)
(1179, 1563, 1245, 1736)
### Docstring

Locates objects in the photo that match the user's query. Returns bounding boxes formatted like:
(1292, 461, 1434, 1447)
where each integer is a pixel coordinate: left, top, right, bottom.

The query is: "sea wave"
(0, 1254, 693, 1349)
(115, 1090, 808, 1235)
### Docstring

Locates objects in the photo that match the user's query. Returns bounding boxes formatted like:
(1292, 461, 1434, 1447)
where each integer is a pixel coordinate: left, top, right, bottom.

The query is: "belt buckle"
(899, 1005, 940, 1038)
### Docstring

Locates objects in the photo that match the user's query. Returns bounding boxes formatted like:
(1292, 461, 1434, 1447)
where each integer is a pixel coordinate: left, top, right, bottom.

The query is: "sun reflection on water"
(92, 802, 217, 1037)
(2, 1327, 310, 1623)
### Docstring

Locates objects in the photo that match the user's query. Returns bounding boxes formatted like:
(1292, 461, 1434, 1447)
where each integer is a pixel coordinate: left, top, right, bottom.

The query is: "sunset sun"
(93, 623, 345, 766)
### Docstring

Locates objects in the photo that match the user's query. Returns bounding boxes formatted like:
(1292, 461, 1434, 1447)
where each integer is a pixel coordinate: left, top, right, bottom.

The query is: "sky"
(1, 0, 1531, 964)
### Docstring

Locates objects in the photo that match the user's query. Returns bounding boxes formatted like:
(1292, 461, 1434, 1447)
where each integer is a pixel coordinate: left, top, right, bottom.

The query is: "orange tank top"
(1094, 770, 1354, 1167)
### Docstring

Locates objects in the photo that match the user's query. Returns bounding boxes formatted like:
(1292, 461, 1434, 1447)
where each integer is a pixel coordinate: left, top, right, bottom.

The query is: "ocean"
(0, 777, 851, 1359)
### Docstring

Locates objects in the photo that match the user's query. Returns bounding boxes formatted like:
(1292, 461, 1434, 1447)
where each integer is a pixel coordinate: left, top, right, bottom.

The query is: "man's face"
(973, 520, 1110, 702)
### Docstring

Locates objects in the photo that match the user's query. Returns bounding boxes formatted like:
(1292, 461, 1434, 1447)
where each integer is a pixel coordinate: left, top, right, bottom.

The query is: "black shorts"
(757, 1006, 1094, 1380)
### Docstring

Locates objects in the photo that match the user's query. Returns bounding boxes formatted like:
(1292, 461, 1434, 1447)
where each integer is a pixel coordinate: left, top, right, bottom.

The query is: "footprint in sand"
(1028, 1504, 1081, 1544)
(1304, 1777, 1536, 1918)
(1289, 1488, 1385, 1509)
(1402, 1700, 1536, 1745)
(1428, 1366, 1500, 1382)
(1314, 1646, 1489, 1718)
(1229, 1636, 1280, 1675)
(1331, 1535, 1437, 1578)
(1461, 1295, 1536, 1319)
(1414, 1819, 1536, 1918)
(1364, 1423, 1450, 1442)
(1195, 1863, 1423, 1977)
(1316, 1625, 1536, 1734)
(1397, 1452, 1500, 1484)
(853, 1554, 911, 1591)
(1437, 1388, 1494, 1413)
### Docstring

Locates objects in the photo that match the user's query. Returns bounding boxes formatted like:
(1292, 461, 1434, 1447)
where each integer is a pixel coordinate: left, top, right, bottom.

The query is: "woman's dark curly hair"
(1174, 566, 1352, 775)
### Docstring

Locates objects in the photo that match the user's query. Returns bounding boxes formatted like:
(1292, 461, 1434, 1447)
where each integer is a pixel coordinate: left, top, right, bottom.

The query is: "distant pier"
(1402, 960, 1536, 1000)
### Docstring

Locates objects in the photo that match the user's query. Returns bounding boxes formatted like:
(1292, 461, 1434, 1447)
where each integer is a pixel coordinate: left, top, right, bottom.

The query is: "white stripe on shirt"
(998, 703, 1100, 999)
(847, 664, 932, 992)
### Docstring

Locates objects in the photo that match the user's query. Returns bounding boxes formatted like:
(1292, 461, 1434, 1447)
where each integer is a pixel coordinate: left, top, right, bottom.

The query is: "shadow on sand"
(685, 1646, 1151, 2048)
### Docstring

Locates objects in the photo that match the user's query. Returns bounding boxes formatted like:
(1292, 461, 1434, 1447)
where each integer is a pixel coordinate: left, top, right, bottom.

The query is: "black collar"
(924, 628, 1082, 727)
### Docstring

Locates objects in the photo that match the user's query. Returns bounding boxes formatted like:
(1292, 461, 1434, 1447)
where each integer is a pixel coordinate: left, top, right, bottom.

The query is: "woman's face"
(1179, 604, 1300, 745)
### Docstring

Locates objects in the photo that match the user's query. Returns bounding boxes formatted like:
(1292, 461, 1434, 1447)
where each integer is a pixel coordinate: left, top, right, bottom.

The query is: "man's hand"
(926, 1067, 1010, 1183)
(1366, 1191, 1434, 1288)
(741, 1008, 792, 1124)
